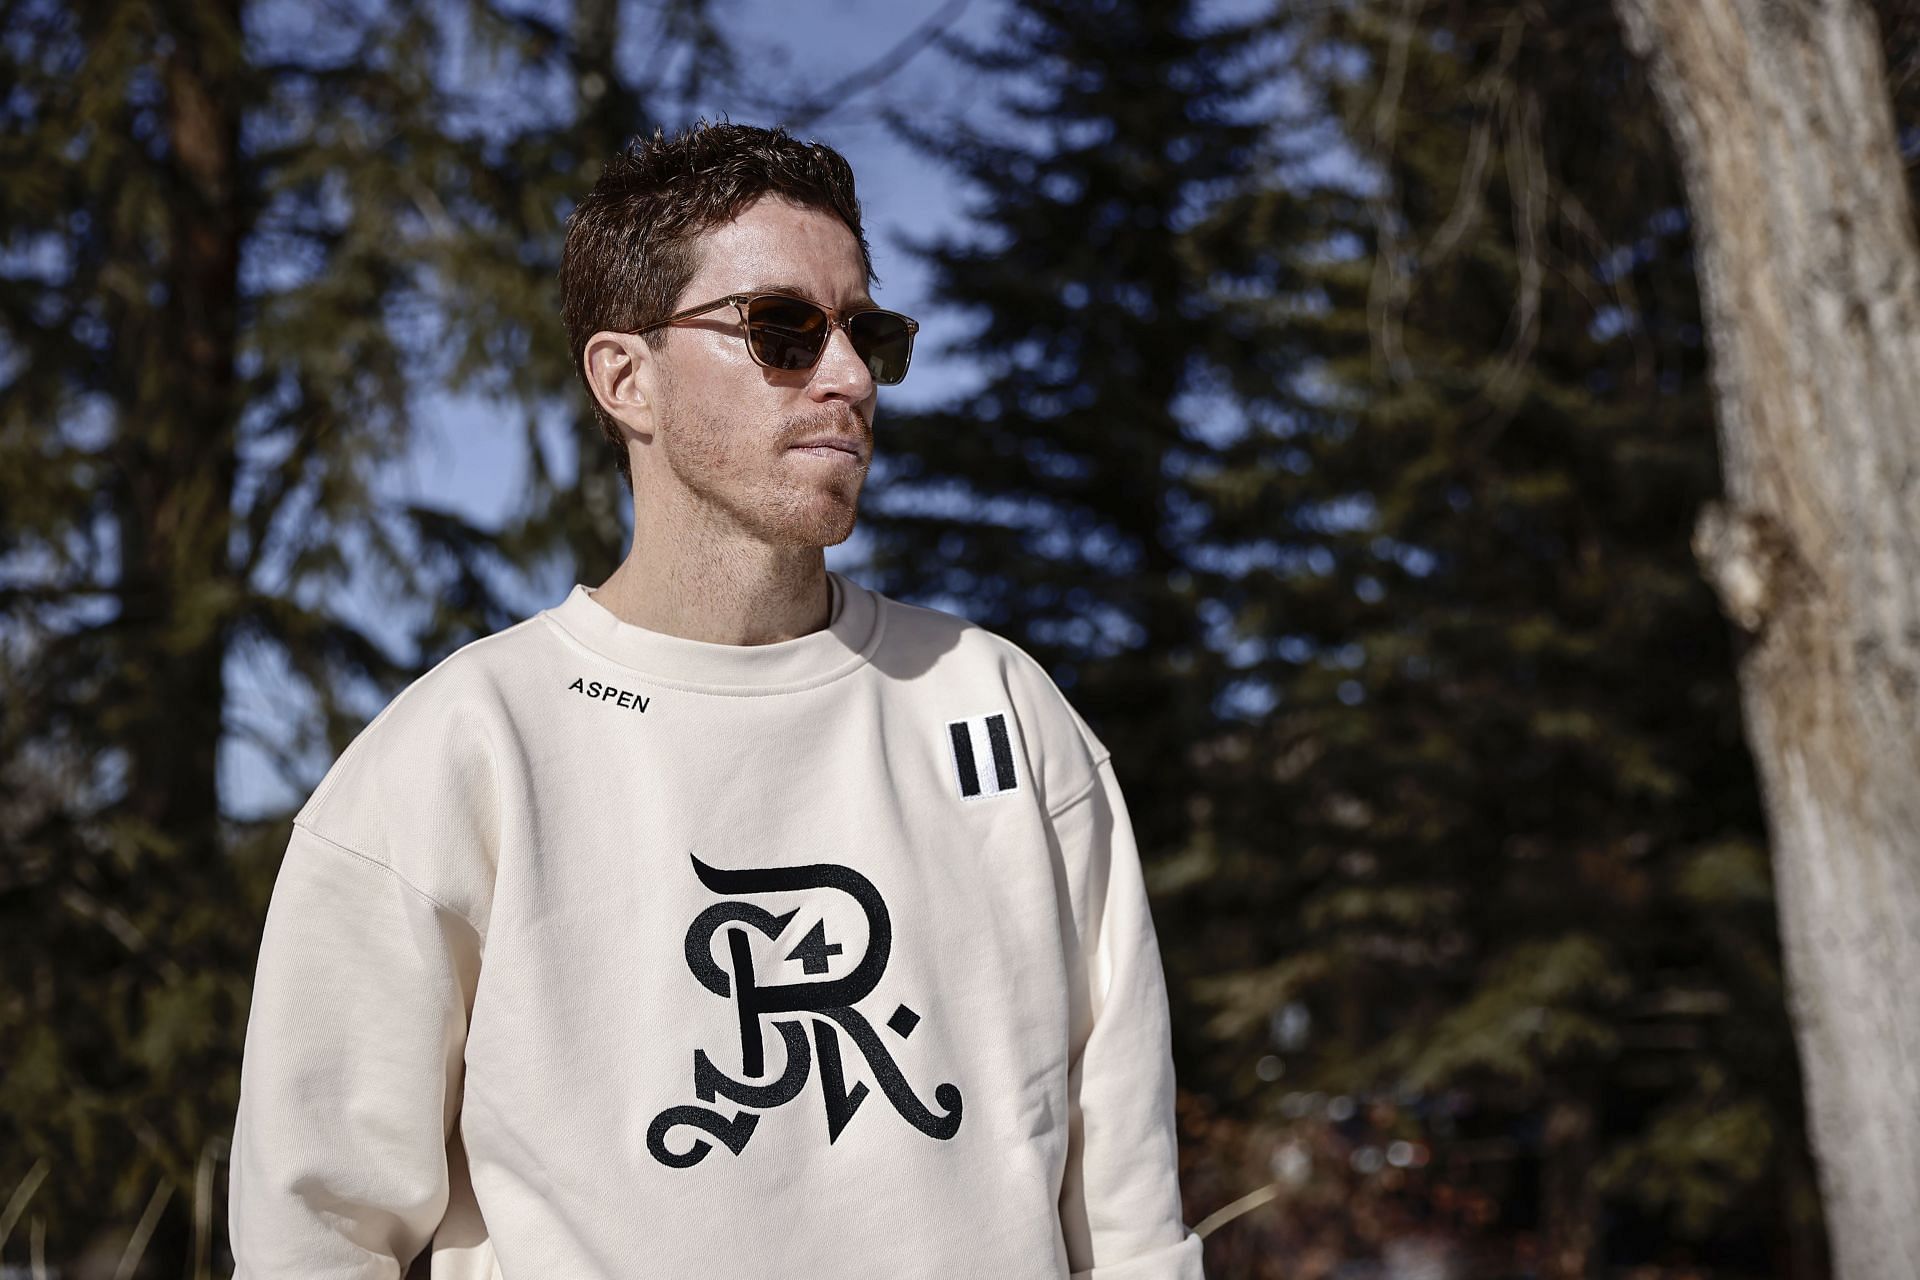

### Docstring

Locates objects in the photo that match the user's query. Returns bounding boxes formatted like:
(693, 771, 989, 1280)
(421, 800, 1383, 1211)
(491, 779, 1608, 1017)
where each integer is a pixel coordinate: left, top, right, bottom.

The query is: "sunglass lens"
(745, 296, 829, 371)
(849, 311, 914, 385)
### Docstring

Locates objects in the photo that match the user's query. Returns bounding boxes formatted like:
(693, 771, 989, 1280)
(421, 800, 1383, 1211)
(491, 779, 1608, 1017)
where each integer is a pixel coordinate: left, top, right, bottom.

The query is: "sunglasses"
(631, 291, 919, 385)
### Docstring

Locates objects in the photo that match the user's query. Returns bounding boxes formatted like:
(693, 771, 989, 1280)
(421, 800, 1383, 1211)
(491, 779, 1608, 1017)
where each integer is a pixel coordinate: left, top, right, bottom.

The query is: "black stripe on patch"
(985, 714, 1017, 791)
(949, 720, 981, 797)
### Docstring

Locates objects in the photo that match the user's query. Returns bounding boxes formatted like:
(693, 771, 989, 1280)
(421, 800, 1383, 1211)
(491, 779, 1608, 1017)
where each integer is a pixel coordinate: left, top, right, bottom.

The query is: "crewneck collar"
(540, 570, 883, 695)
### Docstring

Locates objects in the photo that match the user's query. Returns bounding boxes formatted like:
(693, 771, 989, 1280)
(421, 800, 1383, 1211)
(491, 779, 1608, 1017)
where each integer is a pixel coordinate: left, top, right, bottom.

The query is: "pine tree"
(866, 0, 1311, 897)
(0, 0, 729, 1266)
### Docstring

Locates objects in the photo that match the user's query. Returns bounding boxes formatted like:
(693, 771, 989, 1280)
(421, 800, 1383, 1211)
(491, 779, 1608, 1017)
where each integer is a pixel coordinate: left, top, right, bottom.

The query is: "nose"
(807, 322, 876, 404)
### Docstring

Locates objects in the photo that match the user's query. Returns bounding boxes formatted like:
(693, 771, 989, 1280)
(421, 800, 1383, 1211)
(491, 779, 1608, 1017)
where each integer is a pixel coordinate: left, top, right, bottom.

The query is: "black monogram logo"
(646, 854, 964, 1168)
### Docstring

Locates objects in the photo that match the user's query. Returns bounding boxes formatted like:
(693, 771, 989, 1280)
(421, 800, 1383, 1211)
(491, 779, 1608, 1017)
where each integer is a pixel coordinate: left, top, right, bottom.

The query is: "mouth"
(788, 439, 866, 462)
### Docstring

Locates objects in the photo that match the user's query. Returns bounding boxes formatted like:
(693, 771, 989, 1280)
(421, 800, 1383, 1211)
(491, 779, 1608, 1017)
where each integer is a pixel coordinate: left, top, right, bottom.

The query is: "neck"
(593, 489, 835, 647)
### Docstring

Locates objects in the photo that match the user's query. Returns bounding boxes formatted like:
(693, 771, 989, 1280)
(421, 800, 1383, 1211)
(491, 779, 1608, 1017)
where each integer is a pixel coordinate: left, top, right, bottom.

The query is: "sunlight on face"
(648, 195, 879, 550)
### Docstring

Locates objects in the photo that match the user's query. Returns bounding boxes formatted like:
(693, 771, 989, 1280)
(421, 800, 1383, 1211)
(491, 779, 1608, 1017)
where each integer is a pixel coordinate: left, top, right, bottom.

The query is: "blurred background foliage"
(5, 0, 1915, 1274)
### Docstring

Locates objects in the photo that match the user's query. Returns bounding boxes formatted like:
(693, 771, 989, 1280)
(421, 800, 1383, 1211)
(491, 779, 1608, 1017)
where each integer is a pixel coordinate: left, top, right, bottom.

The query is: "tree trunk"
(119, 21, 242, 874)
(1608, 2, 1920, 1275)
(1540, 1090, 1599, 1280)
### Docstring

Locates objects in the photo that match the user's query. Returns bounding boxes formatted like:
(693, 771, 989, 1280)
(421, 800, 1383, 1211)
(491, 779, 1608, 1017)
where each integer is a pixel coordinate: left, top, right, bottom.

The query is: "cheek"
(665, 413, 730, 474)
(662, 401, 767, 487)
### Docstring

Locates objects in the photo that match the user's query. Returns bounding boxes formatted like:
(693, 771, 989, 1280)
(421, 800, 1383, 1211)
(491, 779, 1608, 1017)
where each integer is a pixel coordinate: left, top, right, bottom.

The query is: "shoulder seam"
(990, 631, 1109, 756)
(302, 614, 539, 816)
(292, 819, 486, 943)
(976, 626, 1114, 814)
(1045, 749, 1114, 820)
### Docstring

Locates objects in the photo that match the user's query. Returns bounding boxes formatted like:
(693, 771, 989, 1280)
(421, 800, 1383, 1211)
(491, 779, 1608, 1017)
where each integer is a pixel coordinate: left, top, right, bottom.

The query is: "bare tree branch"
(777, 0, 973, 131)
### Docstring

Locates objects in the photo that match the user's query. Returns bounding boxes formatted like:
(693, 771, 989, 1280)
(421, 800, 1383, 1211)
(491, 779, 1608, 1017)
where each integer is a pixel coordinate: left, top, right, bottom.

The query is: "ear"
(583, 331, 661, 441)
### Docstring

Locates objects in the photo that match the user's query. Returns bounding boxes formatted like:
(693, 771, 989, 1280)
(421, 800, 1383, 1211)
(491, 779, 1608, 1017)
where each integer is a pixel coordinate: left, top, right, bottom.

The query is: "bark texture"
(1609, 1, 1920, 1275)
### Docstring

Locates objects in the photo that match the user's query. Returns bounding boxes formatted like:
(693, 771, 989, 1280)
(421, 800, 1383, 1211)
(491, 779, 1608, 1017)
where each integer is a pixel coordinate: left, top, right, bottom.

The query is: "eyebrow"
(746, 282, 879, 310)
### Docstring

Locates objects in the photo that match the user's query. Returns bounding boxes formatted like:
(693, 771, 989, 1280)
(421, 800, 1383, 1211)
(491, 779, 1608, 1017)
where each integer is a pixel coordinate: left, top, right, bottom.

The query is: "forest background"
(5, 0, 1918, 1276)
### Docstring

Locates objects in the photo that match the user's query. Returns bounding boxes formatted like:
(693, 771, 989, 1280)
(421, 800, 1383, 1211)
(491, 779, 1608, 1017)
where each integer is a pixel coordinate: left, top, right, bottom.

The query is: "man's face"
(643, 194, 879, 549)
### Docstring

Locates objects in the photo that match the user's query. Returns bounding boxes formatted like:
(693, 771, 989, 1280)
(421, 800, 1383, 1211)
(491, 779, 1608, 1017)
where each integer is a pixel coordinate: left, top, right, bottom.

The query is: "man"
(229, 120, 1204, 1280)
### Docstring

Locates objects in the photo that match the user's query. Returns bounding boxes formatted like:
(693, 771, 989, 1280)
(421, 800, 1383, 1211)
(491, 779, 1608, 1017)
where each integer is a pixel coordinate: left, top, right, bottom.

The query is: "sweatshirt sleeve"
(229, 820, 482, 1277)
(1052, 754, 1206, 1280)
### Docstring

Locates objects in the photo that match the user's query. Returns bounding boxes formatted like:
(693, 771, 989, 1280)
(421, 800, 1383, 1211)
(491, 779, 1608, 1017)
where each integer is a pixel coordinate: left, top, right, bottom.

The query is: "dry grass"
(1, 1135, 229, 1280)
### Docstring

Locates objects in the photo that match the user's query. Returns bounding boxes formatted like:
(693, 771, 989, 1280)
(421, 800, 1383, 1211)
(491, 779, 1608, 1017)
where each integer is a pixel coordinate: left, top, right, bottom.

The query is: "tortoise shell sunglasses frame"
(628, 291, 920, 385)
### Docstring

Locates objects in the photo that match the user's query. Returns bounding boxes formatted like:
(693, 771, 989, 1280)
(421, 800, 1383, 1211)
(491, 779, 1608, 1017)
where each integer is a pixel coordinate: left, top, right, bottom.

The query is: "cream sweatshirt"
(229, 571, 1205, 1279)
